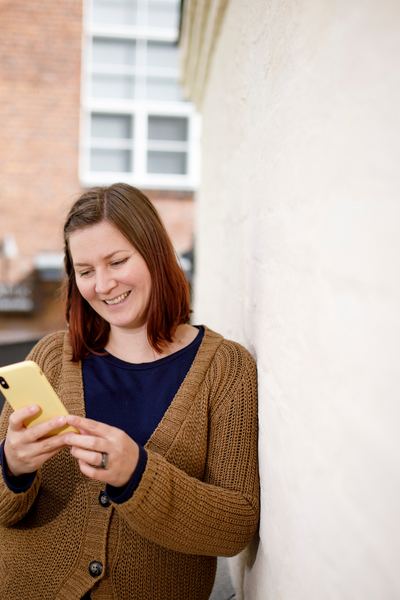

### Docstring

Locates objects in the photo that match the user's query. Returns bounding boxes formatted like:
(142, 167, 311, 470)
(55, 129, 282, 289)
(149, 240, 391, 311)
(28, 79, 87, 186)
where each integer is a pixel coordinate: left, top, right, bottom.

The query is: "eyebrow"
(73, 250, 128, 267)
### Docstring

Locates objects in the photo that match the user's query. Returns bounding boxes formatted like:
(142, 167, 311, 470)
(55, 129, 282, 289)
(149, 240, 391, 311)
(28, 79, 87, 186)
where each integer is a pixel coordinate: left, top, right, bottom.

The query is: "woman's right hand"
(4, 405, 68, 478)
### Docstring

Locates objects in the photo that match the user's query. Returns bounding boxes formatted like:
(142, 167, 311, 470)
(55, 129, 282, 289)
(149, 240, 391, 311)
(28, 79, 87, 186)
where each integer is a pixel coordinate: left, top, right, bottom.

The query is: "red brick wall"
(0, 0, 83, 283)
(147, 190, 194, 255)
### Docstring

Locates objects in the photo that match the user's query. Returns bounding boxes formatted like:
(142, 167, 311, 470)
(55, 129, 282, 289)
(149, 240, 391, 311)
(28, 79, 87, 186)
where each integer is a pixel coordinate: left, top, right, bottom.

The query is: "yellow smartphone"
(0, 360, 78, 436)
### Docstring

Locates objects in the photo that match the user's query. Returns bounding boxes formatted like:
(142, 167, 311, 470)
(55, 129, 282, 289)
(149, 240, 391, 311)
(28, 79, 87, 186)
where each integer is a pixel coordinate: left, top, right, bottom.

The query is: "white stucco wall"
(190, 1, 400, 598)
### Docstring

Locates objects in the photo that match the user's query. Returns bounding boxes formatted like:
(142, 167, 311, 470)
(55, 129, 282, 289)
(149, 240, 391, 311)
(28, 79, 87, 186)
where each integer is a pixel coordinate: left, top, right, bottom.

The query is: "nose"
(95, 270, 117, 296)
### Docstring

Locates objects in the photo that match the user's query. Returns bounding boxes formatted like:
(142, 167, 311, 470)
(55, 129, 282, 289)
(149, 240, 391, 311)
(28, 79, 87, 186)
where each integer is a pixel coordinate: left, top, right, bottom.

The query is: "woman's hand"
(4, 405, 69, 477)
(65, 415, 140, 488)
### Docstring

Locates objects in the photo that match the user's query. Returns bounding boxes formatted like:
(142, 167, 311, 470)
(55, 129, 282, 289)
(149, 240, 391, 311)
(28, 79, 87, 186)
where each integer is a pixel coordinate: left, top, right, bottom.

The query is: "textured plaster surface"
(191, 0, 400, 598)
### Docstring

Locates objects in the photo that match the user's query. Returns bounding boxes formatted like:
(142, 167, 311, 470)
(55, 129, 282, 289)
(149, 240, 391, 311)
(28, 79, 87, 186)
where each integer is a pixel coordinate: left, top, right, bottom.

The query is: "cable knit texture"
(0, 326, 259, 600)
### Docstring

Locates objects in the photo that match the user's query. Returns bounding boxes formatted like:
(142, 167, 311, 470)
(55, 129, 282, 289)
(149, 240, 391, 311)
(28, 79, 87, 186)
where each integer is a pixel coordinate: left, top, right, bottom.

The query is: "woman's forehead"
(69, 222, 136, 261)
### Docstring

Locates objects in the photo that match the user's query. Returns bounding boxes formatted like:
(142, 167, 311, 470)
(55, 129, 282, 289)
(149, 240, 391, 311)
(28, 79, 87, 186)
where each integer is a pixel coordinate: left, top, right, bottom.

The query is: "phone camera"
(0, 377, 9, 389)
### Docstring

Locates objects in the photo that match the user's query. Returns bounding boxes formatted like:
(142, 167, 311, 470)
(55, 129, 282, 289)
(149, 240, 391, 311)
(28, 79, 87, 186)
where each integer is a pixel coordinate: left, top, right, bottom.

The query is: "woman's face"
(69, 221, 152, 333)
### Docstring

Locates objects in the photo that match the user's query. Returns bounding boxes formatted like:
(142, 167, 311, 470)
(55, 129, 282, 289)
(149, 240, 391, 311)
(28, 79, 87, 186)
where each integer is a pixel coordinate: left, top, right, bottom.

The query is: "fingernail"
(57, 416, 66, 425)
(65, 436, 71, 444)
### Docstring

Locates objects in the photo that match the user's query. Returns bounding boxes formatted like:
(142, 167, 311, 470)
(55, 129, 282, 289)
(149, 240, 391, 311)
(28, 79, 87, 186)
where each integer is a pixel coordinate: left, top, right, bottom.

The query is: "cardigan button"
(99, 491, 111, 507)
(89, 561, 103, 578)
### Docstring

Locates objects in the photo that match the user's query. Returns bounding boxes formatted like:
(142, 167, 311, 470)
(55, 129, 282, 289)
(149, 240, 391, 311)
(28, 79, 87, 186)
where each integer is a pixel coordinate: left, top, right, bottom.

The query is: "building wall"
(0, 0, 83, 283)
(182, 0, 400, 598)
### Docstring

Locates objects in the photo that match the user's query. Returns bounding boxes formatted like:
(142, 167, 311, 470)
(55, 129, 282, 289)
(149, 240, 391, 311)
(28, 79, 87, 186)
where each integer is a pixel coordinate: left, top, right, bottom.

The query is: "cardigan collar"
(57, 326, 224, 458)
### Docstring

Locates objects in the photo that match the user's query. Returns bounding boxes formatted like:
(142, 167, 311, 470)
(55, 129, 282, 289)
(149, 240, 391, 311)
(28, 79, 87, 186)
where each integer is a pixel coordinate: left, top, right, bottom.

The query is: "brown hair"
(63, 183, 191, 361)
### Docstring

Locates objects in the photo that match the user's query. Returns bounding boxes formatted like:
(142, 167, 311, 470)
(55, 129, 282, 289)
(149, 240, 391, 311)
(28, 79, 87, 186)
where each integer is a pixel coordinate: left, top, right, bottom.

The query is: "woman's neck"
(105, 323, 199, 364)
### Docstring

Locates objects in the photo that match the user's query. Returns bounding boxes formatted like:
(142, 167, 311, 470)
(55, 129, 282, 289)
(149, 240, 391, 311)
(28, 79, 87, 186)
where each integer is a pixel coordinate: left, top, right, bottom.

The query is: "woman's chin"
(108, 317, 147, 332)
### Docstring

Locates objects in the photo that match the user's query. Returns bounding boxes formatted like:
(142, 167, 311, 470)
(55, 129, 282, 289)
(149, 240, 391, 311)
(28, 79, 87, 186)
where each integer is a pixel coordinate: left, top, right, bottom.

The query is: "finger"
(8, 405, 40, 430)
(71, 446, 104, 468)
(65, 433, 104, 451)
(4, 434, 68, 476)
(77, 459, 109, 482)
(75, 428, 91, 436)
(24, 416, 68, 442)
(29, 445, 69, 470)
(34, 434, 69, 457)
(66, 415, 112, 439)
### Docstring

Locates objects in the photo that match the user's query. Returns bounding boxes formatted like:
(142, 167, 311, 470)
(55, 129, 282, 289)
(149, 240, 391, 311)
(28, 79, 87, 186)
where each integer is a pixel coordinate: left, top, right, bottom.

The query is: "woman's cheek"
(77, 280, 92, 301)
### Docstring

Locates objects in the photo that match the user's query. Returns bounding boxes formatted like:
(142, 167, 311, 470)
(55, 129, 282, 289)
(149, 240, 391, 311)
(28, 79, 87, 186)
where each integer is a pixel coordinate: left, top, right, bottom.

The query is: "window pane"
(146, 77, 183, 101)
(92, 74, 135, 99)
(92, 0, 137, 26)
(147, 151, 187, 174)
(92, 38, 136, 66)
(147, 41, 178, 69)
(91, 114, 133, 139)
(90, 149, 132, 172)
(147, 1, 180, 29)
(148, 116, 187, 141)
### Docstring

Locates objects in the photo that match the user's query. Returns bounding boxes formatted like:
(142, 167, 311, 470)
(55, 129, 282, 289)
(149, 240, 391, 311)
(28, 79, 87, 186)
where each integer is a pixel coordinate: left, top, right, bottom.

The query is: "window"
(91, 0, 180, 29)
(80, 0, 200, 190)
(90, 113, 134, 172)
(147, 116, 187, 174)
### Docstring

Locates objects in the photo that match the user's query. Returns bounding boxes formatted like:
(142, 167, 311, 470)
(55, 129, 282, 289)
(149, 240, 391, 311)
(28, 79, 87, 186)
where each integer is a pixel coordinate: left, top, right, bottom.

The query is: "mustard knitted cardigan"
(0, 326, 259, 600)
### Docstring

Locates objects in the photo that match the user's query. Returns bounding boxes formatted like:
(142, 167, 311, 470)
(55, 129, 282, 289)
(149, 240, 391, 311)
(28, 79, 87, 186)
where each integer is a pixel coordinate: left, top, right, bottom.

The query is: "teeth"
(104, 291, 130, 305)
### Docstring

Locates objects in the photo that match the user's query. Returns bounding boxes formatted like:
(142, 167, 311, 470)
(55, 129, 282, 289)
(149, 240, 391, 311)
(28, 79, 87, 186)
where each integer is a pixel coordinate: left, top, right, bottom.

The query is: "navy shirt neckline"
(97, 326, 203, 371)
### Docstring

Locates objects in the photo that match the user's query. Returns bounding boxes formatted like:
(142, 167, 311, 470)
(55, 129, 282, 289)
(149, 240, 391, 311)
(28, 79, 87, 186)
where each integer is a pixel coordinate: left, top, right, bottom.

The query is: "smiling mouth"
(104, 291, 131, 306)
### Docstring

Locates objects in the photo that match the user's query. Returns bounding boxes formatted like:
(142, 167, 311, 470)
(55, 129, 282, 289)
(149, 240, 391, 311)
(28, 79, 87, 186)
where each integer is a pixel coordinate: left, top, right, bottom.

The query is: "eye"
(111, 258, 127, 267)
(78, 269, 93, 278)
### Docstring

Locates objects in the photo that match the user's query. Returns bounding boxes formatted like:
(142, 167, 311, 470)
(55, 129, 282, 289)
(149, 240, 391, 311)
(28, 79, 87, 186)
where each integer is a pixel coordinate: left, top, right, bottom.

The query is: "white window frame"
(79, 0, 201, 191)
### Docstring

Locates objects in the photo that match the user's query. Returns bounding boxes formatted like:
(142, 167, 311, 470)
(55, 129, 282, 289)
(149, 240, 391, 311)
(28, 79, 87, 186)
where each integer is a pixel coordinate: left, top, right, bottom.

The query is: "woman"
(0, 183, 259, 600)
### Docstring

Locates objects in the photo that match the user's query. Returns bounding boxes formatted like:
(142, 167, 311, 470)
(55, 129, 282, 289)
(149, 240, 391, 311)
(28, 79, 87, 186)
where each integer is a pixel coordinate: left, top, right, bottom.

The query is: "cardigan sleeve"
(0, 334, 64, 527)
(0, 400, 42, 526)
(113, 342, 259, 557)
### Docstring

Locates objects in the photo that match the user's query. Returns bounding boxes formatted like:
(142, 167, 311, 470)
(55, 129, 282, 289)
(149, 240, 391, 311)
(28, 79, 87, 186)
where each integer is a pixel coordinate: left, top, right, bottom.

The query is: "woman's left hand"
(64, 415, 139, 487)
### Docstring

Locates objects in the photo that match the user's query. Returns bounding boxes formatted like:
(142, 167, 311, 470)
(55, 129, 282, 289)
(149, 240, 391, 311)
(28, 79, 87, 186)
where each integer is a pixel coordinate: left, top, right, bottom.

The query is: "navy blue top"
(1, 327, 204, 502)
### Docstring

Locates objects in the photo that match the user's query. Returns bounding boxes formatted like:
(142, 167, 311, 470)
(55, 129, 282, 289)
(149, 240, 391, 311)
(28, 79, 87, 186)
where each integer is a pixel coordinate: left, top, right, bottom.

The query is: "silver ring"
(99, 452, 108, 469)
